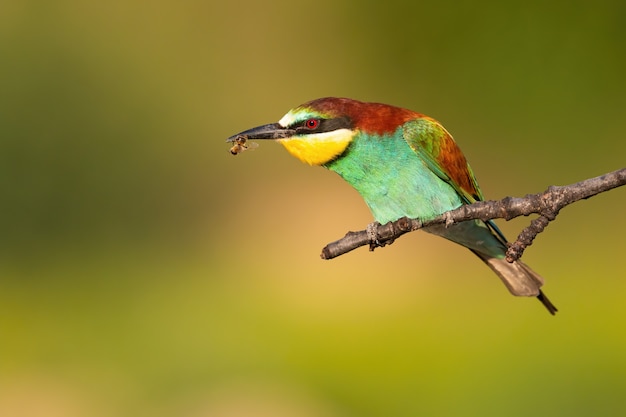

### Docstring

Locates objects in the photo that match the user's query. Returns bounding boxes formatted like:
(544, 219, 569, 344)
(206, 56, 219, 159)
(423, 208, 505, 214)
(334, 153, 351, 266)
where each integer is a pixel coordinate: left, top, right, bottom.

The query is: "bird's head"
(227, 97, 419, 165)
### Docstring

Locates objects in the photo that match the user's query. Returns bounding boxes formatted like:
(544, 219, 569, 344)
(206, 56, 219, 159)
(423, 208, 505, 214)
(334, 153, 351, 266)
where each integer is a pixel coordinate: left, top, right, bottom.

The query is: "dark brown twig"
(321, 168, 626, 262)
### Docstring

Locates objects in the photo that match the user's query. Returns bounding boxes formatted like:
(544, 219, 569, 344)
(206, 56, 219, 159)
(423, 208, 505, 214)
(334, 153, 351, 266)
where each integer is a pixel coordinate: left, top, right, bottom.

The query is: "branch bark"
(320, 167, 626, 262)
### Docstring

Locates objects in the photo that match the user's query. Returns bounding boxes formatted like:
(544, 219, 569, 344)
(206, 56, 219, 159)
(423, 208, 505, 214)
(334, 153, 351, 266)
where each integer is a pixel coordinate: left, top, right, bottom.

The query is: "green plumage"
(323, 114, 552, 310)
(326, 127, 463, 224)
(227, 97, 557, 314)
(325, 125, 506, 258)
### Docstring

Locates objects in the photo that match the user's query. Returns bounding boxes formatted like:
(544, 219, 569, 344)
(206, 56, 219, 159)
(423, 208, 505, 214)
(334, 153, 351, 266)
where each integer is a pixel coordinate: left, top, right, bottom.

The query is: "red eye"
(305, 119, 319, 129)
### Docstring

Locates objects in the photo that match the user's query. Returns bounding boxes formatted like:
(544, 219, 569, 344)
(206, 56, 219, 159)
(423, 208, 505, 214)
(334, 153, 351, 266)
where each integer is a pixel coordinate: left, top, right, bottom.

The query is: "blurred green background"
(1, 0, 625, 416)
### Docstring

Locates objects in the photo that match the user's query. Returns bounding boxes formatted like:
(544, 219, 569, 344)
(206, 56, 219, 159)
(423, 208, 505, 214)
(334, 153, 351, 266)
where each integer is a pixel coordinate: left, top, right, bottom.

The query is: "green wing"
(402, 117, 484, 204)
(402, 118, 509, 243)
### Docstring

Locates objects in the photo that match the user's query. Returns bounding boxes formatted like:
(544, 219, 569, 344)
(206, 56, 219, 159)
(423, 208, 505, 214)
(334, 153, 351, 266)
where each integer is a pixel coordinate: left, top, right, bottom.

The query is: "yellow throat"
(277, 129, 354, 166)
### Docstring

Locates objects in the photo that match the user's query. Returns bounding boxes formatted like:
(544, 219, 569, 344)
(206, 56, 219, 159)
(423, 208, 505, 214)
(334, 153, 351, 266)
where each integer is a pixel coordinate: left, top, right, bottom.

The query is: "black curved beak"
(226, 123, 295, 143)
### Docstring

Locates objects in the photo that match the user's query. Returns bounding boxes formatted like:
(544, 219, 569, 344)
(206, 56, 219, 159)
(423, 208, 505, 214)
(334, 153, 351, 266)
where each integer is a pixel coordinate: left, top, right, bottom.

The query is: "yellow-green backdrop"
(1, 1, 625, 416)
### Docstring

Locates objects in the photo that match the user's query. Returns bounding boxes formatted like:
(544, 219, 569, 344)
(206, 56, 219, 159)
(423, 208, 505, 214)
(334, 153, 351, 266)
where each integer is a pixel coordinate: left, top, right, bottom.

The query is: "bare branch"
(320, 168, 626, 262)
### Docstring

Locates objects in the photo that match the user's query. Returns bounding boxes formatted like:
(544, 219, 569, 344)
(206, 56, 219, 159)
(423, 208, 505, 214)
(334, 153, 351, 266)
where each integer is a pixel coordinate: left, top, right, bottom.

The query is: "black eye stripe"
(293, 117, 352, 134)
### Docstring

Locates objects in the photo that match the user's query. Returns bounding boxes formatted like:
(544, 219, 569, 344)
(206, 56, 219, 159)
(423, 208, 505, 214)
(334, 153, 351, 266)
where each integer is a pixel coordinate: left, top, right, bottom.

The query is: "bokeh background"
(1, 1, 625, 416)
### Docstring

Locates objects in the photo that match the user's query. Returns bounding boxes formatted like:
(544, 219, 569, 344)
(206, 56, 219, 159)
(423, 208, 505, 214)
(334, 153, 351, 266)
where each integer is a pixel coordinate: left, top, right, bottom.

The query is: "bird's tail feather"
(472, 251, 557, 315)
(424, 222, 557, 314)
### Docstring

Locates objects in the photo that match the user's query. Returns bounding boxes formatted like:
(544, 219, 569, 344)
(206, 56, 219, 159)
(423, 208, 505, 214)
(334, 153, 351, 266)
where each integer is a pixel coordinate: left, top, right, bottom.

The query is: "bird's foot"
(366, 221, 381, 251)
(443, 211, 454, 227)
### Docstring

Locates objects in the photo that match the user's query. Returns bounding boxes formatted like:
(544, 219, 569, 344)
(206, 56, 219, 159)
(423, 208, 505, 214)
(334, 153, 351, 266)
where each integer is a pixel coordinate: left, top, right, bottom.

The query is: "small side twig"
(320, 168, 626, 262)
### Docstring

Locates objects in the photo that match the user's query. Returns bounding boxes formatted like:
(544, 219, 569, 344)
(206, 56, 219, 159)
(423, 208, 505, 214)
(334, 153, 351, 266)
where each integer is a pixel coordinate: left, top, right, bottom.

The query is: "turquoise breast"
(325, 128, 463, 224)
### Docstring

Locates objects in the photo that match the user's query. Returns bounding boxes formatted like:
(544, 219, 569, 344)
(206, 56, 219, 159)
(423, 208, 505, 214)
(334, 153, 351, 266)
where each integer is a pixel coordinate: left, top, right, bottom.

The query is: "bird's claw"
(366, 221, 381, 251)
(443, 211, 454, 227)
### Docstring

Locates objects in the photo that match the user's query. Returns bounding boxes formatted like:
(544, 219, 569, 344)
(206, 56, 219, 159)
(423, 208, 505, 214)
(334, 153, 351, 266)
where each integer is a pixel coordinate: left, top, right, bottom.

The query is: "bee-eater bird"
(227, 97, 557, 314)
